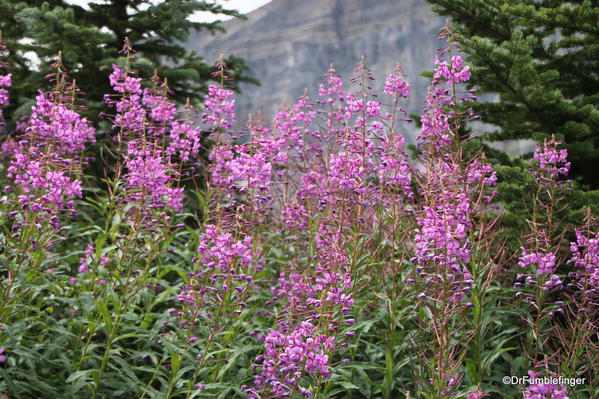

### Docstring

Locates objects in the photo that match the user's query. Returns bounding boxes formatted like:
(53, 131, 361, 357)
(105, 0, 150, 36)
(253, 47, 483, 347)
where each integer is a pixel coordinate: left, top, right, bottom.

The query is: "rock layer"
(189, 0, 445, 142)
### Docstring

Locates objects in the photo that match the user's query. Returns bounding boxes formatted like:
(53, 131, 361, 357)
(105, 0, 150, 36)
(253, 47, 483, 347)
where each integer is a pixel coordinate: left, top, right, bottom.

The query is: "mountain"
(188, 0, 444, 142)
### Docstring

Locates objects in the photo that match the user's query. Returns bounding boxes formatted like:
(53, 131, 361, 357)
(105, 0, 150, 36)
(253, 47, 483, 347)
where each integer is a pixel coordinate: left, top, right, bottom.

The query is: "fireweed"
(1, 54, 95, 324)
(172, 62, 276, 397)
(1, 31, 598, 399)
(177, 225, 264, 396)
(510, 136, 576, 388)
(239, 38, 494, 398)
(516, 138, 570, 294)
(187, 55, 415, 397)
(523, 364, 569, 399)
(71, 42, 203, 399)
(404, 27, 500, 398)
(241, 56, 417, 397)
(244, 224, 354, 399)
(504, 136, 598, 398)
(551, 210, 599, 391)
(4, 59, 94, 230)
(0, 39, 9, 129)
(568, 212, 599, 305)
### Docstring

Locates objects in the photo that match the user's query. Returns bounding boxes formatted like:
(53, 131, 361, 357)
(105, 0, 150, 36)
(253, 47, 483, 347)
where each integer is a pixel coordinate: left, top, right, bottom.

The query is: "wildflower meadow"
(0, 28, 597, 399)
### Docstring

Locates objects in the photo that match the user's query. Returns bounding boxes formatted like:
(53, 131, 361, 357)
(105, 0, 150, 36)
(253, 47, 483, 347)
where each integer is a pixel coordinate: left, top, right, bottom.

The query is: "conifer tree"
(427, 0, 599, 189)
(0, 0, 257, 124)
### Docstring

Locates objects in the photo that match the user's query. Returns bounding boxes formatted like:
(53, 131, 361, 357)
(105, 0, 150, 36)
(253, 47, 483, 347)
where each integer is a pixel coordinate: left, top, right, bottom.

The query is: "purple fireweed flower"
(467, 389, 489, 399)
(106, 65, 147, 136)
(1, 138, 21, 159)
(167, 120, 201, 162)
(109, 64, 142, 95)
(0, 72, 10, 123)
(281, 201, 308, 231)
(516, 139, 570, 292)
(377, 135, 413, 199)
(105, 61, 202, 225)
(249, 225, 353, 397)
(319, 65, 344, 105)
(0, 40, 9, 124)
(124, 143, 183, 211)
(0, 73, 10, 91)
(107, 64, 180, 140)
(569, 227, 599, 296)
(418, 52, 478, 153)
(327, 152, 366, 193)
(6, 79, 94, 227)
(412, 155, 494, 301)
(84, 243, 94, 257)
(411, 45, 498, 399)
(366, 100, 381, 117)
(26, 92, 96, 154)
(197, 225, 256, 272)
(142, 87, 176, 123)
(524, 370, 569, 399)
(418, 89, 455, 151)
(384, 70, 410, 98)
(418, 86, 456, 150)
(519, 248, 557, 275)
(0, 73, 11, 88)
(210, 143, 272, 193)
(433, 55, 471, 84)
(207, 137, 275, 221)
(532, 138, 570, 181)
(8, 155, 82, 211)
(177, 225, 262, 318)
(224, 148, 272, 193)
(543, 274, 563, 291)
(344, 92, 364, 115)
(202, 85, 236, 130)
(0, 87, 7, 106)
(251, 323, 333, 398)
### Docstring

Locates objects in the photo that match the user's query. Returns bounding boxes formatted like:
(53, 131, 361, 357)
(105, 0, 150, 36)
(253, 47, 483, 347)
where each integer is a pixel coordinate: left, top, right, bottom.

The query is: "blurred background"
(1, 0, 597, 189)
(189, 0, 443, 146)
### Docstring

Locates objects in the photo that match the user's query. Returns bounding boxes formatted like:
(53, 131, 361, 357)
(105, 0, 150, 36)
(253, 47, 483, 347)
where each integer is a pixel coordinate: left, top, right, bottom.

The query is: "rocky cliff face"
(188, 0, 444, 143)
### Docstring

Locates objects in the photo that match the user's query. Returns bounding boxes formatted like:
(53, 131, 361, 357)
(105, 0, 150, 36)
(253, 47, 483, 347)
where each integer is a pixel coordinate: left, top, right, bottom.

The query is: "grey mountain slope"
(188, 0, 445, 142)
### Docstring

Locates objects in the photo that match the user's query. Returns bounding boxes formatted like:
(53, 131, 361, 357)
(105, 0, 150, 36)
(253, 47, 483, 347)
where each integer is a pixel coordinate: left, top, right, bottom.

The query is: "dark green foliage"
(482, 141, 599, 250)
(0, 0, 258, 125)
(427, 0, 599, 189)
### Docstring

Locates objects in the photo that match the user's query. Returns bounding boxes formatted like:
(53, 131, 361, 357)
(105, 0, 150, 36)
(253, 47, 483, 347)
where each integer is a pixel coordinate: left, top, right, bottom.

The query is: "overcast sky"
(192, 0, 273, 22)
(63, 0, 272, 22)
